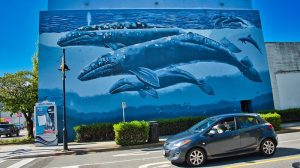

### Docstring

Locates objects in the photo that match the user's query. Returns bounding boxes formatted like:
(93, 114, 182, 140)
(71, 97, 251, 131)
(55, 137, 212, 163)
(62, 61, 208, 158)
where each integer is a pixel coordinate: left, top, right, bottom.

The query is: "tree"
(0, 52, 38, 138)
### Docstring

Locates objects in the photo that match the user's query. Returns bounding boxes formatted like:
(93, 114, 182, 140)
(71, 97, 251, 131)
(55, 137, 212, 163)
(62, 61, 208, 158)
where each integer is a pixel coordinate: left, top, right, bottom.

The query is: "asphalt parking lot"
(1, 131, 300, 168)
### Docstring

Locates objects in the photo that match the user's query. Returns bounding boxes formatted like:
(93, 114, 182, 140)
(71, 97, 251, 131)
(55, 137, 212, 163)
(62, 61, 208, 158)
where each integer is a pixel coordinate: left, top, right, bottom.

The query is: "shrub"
(258, 108, 300, 123)
(113, 121, 149, 146)
(157, 116, 206, 136)
(260, 113, 281, 131)
(74, 123, 114, 142)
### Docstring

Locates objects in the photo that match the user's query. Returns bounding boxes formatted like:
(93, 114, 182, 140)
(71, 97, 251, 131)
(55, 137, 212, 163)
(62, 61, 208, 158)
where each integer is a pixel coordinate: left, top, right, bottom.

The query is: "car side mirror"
(207, 129, 217, 136)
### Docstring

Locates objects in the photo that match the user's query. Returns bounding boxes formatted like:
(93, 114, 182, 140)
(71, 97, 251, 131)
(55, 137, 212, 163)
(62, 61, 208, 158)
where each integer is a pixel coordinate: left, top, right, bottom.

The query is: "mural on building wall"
(39, 9, 273, 140)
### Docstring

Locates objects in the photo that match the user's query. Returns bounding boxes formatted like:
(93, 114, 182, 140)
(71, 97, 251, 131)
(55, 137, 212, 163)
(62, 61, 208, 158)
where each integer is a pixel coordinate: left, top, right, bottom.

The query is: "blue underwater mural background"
(39, 9, 274, 141)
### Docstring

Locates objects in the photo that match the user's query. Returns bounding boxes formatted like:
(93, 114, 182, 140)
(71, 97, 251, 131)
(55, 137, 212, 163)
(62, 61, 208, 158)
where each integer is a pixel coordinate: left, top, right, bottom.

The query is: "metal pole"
(62, 48, 68, 151)
(122, 107, 125, 122)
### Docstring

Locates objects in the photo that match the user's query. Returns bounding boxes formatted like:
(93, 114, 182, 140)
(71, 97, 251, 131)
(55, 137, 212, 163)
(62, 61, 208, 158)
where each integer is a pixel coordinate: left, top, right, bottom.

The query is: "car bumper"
(163, 145, 187, 163)
(0, 131, 10, 135)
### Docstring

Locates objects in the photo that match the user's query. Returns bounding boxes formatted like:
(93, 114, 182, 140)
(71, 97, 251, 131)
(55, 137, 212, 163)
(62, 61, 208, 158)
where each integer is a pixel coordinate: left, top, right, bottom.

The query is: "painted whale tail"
(197, 79, 215, 95)
(240, 56, 262, 82)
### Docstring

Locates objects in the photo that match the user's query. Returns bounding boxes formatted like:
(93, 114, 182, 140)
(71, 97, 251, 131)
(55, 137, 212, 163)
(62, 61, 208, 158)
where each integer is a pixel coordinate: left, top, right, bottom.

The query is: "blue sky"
(0, 0, 299, 76)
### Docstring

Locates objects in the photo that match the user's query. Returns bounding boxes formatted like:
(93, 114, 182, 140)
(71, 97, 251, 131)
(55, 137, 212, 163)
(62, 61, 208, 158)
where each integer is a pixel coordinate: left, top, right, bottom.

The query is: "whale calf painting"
(39, 9, 274, 140)
(109, 67, 215, 98)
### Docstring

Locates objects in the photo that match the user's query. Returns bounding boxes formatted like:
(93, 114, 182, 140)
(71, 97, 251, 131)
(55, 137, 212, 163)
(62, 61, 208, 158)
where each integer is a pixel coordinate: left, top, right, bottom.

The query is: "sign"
(122, 101, 126, 109)
(122, 101, 126, 122)
(16, 113, 22, 117)
(34, 101, 58, 146)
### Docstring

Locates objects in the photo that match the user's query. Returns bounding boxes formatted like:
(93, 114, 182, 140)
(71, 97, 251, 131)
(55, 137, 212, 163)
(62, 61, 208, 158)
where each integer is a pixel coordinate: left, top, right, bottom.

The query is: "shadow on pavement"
(141, 147, 162, 152)
(171, 147, 300, 167)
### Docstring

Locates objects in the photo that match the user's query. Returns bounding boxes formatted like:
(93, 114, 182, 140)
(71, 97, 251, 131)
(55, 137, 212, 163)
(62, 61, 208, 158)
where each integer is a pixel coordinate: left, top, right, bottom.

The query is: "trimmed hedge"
(157, 116, 206, 136)
(113, 121, 149, 146)
(260, 113, 281, 131)
(258, 108, 300, 123)
(74, 123, 114, 142)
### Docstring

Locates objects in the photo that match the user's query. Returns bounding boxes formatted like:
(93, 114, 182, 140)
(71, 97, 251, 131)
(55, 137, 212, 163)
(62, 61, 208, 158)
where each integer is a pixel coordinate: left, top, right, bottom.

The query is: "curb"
(7, 141, 164, 159)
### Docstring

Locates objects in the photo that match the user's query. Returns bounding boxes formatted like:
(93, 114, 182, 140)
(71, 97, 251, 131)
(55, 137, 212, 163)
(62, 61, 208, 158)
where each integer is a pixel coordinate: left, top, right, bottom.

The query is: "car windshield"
(189, 117, 217, 133)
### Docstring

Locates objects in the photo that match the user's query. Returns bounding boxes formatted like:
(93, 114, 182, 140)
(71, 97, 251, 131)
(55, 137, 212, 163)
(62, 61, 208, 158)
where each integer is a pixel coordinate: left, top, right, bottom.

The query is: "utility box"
(34, 101, 58, 146)
(148, 121, 159, 143)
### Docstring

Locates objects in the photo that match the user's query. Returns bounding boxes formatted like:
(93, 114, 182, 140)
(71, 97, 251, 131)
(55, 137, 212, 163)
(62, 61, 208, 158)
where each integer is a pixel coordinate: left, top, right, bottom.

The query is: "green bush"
(113, 121, 149, 146)
(157, 116, 206, 136)
(74, 123, 114, 142)
(260, 113, 281, 131)
(258, 108, 300, 123)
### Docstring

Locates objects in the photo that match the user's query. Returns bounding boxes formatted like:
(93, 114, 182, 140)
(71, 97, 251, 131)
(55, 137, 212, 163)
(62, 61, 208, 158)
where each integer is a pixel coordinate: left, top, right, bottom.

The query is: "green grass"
(0, 137, 34, 145)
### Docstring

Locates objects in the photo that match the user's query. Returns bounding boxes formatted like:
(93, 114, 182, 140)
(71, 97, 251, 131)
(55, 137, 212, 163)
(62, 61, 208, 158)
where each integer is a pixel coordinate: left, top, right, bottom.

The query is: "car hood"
(166, 130, 197, 143)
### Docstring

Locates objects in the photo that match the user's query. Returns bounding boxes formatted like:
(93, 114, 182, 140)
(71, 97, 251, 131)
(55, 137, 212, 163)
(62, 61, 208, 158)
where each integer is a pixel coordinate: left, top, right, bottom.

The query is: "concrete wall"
(265, 42, 300, 110)
(48, 0, 252, 10)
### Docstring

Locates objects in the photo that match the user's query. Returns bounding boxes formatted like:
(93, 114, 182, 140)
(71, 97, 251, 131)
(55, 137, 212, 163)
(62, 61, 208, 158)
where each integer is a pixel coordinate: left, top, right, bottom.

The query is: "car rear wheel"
(186, 148, 206, 167)
(260, 139, 276, 156)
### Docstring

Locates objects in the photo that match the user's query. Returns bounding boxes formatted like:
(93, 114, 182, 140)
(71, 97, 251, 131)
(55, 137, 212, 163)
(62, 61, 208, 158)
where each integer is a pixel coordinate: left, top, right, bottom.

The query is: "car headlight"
(173, 139, 192, 147)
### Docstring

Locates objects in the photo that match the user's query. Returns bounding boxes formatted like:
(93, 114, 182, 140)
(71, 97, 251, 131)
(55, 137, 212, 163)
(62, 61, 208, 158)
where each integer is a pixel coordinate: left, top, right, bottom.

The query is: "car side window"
(212, 117, 236, 134)
(237, 116, 259, 129)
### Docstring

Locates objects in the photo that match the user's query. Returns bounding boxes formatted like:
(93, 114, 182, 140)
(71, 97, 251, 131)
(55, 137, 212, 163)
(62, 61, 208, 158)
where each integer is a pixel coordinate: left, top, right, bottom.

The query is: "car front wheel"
(186, 148, 206, 167)
(260, 139, 276, 156)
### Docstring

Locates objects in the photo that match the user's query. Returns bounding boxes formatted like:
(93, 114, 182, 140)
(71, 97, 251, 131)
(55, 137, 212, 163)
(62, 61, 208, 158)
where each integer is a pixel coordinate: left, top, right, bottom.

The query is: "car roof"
(211, 113, 259, 119)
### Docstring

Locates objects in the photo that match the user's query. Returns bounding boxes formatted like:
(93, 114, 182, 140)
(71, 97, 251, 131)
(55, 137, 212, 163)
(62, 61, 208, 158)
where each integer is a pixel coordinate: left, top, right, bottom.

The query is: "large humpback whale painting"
(39, 9, 274, 140)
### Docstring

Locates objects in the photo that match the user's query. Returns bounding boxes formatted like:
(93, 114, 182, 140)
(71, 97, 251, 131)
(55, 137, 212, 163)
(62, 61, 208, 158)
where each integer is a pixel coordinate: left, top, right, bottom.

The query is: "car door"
(206, 117, 241, 156)
(236, 116, 262, 151)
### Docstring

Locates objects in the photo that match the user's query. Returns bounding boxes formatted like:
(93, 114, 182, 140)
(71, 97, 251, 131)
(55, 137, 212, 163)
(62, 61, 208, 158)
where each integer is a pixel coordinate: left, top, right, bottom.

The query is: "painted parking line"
(7, 158, 35, 168)
(52, 156, 163, 168)
(113, 151, 162, 157)
(224, 155, 300, 168)
(138, 161, 170, 168)
(279, 138, 300, 144)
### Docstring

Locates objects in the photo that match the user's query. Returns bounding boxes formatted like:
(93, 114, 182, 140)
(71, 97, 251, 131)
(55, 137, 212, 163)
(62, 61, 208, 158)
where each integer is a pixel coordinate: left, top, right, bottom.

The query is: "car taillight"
(267, 123, 274, 130)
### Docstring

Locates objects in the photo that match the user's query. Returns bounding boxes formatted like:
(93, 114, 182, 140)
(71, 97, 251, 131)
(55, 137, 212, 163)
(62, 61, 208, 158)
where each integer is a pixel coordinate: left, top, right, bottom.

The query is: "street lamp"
(58, 48, 70, 151)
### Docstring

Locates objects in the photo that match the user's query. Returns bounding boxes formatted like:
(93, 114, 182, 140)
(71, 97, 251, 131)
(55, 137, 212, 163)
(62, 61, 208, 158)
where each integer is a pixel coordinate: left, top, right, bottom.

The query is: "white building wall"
(265, 42, 300, 110)
(276, 72, 300, 109)
(48, 0, 253, 10)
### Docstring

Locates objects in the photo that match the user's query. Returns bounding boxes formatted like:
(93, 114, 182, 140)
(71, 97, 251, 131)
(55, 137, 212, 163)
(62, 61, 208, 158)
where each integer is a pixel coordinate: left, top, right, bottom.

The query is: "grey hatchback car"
(163, 113, 278, 167)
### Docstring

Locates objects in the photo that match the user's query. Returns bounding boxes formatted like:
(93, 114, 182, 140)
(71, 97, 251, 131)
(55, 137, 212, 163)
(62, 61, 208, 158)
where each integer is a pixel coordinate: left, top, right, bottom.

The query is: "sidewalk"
(0, 140, 164, 160)
(1, 122, 300, 160)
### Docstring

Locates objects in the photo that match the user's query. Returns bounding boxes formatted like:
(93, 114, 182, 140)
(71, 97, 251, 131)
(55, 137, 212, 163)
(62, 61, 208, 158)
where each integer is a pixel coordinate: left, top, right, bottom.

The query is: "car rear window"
(0, 125, 9, 128)
(236, 116, 259, 129)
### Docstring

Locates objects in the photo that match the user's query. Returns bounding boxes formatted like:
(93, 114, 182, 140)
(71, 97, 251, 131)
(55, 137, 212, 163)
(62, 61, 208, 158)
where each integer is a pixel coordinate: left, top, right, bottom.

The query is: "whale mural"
(213, 15, 250, 29)
(78, 33, 261, 86)
(75, 22, 169, 31)
(39, 9, 274, 141)
(109, 67, 215, 98)
(57, 28, 184, 49)
(239, 34, 263, 54)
